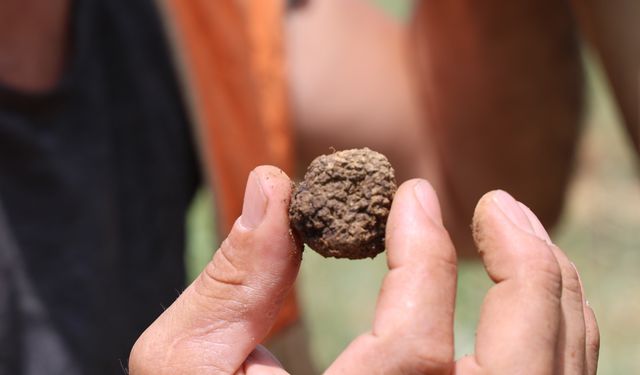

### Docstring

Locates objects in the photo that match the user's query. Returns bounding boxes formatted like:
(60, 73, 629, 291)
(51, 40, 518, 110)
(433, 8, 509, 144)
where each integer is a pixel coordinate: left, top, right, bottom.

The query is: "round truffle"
(289, 148, 397, 259)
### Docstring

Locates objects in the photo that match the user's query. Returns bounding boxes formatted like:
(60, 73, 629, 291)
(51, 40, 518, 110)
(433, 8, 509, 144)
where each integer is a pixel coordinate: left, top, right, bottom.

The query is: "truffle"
(289, 148, 397, 259)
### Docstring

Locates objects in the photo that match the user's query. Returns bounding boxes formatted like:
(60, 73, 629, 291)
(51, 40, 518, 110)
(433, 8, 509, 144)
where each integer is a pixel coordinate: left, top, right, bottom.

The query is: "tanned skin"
(0, 0, 70, 92)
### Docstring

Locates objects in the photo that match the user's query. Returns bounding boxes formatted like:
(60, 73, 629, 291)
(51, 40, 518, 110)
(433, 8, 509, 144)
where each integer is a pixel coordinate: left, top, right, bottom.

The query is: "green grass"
(371, 0, 414, 19)
(185, 189, 216, 283)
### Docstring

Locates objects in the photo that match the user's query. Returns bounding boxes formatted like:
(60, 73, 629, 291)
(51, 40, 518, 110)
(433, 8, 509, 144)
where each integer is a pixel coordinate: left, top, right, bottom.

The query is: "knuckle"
(191, 235, 257, 307)
(375, 333, 453, 375)
(525, 255, 561, 279)
(521, 255, 563, 298)
(386, 334, 453, 375)
(407, 345, 453, 375)
(205, 236, 250, 287)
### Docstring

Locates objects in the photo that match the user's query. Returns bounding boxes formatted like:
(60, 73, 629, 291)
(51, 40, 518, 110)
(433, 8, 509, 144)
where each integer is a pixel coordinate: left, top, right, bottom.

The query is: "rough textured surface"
(289, 148, 397, 259)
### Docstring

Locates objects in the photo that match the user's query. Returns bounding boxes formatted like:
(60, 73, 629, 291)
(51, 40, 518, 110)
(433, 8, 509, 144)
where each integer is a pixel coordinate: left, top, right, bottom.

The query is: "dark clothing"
(0, 204, 81, 375)
(0, 0, 200, 373)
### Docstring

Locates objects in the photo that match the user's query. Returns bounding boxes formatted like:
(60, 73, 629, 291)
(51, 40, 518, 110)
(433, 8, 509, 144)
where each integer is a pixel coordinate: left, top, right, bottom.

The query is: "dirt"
(289, 148, 397, 259)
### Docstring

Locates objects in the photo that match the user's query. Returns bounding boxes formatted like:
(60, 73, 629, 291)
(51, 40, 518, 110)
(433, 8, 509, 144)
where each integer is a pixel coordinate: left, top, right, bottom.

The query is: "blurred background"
(2, 0, 637, 373)
(186, 1, 640, 374)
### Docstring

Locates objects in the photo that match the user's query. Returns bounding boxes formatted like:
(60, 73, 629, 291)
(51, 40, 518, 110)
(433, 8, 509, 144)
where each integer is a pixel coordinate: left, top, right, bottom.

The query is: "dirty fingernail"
(413, 180, 443, 225)
(241, 171, 267, 230)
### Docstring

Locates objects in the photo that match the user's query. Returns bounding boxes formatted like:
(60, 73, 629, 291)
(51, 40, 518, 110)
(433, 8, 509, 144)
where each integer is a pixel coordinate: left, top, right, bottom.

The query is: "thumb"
(130, 166, 301, 374)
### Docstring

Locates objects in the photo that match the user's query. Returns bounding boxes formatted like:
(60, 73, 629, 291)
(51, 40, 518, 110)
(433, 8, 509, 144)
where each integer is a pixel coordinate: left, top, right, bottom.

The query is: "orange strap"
(160, 0, 298, 338)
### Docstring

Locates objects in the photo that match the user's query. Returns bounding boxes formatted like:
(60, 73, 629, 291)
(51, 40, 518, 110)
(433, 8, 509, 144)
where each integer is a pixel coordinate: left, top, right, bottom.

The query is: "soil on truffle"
(289, 148, 397, 259)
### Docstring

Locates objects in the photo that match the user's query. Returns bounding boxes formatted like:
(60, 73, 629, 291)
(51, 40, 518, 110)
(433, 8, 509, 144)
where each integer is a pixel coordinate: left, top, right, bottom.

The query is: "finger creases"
(327, 179, 456, 375)
(191, 165, 301, 319)
(550, 246, 587, 375)
(130, 166, 302, 375)
(471, 190, 563, 374)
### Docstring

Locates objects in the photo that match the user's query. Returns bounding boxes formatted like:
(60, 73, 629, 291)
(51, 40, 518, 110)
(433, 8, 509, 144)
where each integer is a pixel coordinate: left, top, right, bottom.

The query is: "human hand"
(129, 166, 599, 374)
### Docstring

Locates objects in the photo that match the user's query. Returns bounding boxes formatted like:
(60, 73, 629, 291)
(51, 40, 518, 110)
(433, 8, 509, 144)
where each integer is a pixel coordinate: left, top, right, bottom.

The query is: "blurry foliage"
(185, 189, 215, 283)
(372, 0, 413, 19)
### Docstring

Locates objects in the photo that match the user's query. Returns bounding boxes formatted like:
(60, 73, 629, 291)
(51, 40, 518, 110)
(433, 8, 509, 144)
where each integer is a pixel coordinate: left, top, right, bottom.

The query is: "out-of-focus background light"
(185, 1, 640, 373)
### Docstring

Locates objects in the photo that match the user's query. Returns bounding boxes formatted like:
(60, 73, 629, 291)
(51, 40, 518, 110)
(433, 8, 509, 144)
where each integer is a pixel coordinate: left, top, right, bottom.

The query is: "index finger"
(327, 179, 457, 375)
(466, 191, 562, 374)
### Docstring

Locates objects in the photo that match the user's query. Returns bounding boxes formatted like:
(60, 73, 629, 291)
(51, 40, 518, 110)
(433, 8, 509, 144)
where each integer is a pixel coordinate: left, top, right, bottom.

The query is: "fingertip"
(239, 165, 293, 232)
(412, 179, 443, 225)
(249, 167, 302, 267)
(472, 191, 568, 374)
(471, 190, 501, 253)
(474, 190, 552, 245)
(472, 190, 559, 278)
(199, 164, 301, 303)
(386, 178, 451, 266)
(488, 190, 535, 236)
(252, 165, 293, 207)
(244, 165, 301, 256)
(388, 178, 443, 228)
(473, 190, 505, 221)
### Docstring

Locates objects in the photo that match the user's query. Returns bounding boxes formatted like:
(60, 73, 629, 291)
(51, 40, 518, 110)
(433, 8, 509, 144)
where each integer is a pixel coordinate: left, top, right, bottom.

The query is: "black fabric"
(0, 0, 200, 373)
(0, 212, 20, 375)
(0, 203, 81, 375)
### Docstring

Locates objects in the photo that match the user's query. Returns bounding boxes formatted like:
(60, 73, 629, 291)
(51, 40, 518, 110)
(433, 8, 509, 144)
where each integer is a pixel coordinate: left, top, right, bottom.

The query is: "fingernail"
(241, 171, 267, 230)
(492, 190, 536, 236)
(517, 202, 553, 245)
(413, 180, 443, 225)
